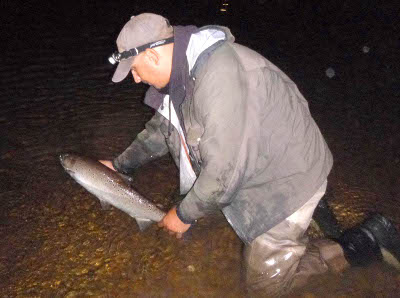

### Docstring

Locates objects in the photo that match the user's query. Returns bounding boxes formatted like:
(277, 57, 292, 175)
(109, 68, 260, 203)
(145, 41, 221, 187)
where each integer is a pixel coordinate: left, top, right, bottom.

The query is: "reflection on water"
(1, 1, 400, 297)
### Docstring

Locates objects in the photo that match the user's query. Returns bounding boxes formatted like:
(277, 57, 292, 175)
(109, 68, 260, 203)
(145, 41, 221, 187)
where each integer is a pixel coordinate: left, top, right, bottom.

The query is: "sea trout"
(60, 153, 166, 231)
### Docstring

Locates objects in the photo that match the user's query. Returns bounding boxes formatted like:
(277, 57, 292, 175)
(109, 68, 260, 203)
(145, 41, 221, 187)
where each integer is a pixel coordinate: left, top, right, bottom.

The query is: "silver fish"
(60, 153, 166, 231)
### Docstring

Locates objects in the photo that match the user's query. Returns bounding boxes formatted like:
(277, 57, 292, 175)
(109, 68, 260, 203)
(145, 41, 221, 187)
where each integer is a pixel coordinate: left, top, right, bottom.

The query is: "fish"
(59, 153, 166, 231)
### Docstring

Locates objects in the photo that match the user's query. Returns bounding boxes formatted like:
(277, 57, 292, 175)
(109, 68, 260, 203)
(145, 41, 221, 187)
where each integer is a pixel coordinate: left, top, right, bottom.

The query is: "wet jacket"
(113, 26, 333, 244)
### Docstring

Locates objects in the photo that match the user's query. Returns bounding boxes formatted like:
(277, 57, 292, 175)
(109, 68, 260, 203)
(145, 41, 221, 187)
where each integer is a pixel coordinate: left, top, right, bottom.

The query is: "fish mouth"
(59, 153, 72, 169)
(59, 153, 78, 176)
(59, 154, 68, 166)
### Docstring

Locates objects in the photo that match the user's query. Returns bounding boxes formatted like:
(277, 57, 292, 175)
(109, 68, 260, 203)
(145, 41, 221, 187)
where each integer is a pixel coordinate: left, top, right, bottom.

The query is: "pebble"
(325, 67, 335, 78)
(362, 46, 370, 53)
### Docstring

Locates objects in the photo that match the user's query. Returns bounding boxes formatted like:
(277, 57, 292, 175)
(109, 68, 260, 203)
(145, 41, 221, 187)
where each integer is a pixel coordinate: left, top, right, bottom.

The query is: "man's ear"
(144, 48, 160, 66)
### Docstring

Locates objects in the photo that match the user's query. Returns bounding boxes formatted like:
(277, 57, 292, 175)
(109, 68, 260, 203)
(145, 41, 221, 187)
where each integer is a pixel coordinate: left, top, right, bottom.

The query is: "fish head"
(60, 153, 79, 176)
(59, 153, 113, 187)
(60, 153, 76, 170)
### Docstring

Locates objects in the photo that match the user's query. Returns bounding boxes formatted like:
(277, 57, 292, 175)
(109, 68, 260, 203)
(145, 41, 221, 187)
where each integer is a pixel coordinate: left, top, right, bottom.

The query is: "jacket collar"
(144, 25, 197, 110)
(186, 26, 229, 76)
(143, 25, 232, 111)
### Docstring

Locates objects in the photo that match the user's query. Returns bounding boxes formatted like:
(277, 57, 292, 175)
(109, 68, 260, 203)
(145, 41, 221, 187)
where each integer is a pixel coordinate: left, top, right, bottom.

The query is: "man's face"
(130, 50, 168, 89)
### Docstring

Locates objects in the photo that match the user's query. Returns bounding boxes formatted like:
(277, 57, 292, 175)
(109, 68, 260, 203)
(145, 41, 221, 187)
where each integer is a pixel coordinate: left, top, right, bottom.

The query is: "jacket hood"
(186, 26, 235, 77)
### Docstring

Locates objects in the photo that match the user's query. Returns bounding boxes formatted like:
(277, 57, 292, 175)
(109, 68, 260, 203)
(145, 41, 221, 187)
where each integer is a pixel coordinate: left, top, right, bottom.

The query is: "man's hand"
(158, 206, 191, 239)
(99, 160, 116, 171)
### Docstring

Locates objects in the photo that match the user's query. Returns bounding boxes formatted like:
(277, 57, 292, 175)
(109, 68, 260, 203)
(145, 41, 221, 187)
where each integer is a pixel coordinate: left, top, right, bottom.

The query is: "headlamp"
(108, 36, 174, 65)
(108, 53, 121, 65)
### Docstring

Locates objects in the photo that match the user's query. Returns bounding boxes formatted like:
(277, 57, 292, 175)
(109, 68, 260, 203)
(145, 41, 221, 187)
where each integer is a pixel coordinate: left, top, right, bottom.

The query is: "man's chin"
(156, 83, 170, 95)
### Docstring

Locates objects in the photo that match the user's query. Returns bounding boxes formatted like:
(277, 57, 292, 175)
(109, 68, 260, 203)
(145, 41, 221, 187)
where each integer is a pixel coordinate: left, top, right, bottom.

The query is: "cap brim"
(112, 58, 134, 83)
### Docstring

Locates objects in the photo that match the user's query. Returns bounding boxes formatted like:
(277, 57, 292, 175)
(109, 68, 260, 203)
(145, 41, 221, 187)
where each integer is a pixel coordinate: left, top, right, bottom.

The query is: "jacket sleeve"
(112, 112, 169, 174)
(178, 65, 249, 223)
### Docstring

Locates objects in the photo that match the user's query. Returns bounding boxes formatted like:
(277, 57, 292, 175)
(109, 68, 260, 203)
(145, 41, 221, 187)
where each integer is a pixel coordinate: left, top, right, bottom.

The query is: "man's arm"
(112, 112, 169, 174)
(177, 65, 248, 223)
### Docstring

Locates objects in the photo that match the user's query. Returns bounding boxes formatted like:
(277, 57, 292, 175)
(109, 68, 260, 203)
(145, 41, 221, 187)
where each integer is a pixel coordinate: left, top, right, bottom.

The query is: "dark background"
(1, 0, 400, 296)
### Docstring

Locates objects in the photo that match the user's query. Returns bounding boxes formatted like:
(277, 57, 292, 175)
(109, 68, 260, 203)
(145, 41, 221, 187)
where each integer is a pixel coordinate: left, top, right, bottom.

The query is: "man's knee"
(243, 234, 305, 295)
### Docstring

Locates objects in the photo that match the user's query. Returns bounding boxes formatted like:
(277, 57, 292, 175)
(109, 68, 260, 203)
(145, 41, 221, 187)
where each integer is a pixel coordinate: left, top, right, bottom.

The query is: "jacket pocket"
(186, 126, 203, 164)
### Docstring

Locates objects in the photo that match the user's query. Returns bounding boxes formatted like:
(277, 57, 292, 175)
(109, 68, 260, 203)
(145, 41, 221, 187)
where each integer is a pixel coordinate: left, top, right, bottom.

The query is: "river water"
(1, 1, 400, 297)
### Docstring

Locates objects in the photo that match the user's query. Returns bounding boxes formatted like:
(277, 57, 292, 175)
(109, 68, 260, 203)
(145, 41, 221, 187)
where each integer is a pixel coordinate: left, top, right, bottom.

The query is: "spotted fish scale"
(60, 153, 166, 230)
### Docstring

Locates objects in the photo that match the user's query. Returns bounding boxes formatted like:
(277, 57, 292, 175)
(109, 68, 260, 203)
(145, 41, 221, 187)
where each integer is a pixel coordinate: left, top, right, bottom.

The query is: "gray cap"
(112, 13, 174, 83)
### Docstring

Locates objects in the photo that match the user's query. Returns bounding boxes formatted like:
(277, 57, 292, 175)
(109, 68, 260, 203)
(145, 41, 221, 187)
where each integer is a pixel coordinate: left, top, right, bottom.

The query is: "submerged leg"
(243, 181, 349, 296)
(312, 187, 343, 239)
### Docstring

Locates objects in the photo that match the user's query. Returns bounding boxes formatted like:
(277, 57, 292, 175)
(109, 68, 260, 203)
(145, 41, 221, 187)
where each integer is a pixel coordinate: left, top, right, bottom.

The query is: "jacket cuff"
(111, 158, 123, 174)
(112, 156, 138, 174)
(177, 189, 218, 223)
(176, 204, 196, 224)
(111, 144, 150, 174)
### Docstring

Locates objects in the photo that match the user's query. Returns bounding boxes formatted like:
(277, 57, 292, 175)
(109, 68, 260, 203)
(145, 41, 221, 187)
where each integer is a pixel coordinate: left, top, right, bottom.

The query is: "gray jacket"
(113, 26, 333, 244)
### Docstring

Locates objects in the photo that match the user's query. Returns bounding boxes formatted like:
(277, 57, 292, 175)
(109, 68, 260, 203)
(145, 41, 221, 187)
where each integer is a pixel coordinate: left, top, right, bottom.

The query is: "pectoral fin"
(135, 218, 153, 231)
(99, 200, 112, 210)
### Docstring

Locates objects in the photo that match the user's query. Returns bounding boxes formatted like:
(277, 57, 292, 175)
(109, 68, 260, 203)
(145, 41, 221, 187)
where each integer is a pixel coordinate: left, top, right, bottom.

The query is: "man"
(101, 13, 400, 296)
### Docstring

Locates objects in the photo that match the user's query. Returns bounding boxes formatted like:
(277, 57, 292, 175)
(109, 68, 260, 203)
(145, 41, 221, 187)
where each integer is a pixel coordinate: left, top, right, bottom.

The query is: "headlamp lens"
(108, 56, 117, 65)
(108, 52, 120, 65)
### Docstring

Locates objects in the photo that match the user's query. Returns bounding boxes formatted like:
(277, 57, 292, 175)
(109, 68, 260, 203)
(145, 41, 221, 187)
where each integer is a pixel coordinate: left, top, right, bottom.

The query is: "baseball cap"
(111, 13, 174, 83)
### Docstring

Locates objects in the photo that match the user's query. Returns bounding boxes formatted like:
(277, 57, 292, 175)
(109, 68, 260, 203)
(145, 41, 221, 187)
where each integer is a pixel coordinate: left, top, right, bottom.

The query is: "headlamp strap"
(118, 36, 174, 62)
